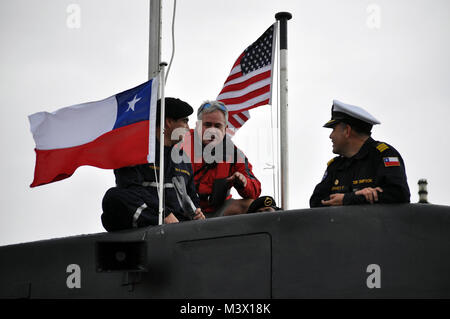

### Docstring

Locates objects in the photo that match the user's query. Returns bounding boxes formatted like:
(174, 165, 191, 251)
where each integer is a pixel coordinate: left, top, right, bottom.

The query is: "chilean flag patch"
(383, 157, 400, 167)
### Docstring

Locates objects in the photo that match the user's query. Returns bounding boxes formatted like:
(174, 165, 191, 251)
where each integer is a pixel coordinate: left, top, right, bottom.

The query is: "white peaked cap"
(332, 100, 381, 125)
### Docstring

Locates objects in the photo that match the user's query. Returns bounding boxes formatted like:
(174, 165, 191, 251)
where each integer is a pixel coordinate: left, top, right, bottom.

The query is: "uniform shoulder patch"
(376, 143, 389, 153)
(383, 157, 400, 167)
(327, 158, 335, 166)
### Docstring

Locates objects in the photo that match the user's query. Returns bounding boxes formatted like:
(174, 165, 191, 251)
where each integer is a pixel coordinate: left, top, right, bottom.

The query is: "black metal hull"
(1, 204, 450, 298)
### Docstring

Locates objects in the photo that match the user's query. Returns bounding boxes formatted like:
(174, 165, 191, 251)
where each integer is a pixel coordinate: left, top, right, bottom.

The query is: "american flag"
(217, 23, 276, 132)
(227, 110, 250, 136)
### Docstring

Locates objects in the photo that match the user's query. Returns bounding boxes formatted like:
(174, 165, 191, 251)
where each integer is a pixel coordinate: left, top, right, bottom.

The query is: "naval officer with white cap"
(310, 100, 410, 207)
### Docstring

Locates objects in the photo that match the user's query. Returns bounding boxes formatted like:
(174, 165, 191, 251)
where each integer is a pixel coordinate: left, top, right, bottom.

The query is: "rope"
(165, 0, 177, 82)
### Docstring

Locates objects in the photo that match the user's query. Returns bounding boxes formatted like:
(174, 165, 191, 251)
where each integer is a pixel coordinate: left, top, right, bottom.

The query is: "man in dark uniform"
(310, 100, 410, 207)
(101, 97, 205, 231)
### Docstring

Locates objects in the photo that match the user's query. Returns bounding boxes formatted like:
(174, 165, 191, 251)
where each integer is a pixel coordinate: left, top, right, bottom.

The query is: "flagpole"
(149, 0, 164, 224)
(275, 12, 292, 210)
(158, 62, 167, 225)
(148, 0, 161, 79)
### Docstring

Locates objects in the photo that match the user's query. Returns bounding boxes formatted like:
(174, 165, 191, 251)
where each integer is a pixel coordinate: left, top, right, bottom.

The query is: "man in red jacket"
(182, 101, 261, 218)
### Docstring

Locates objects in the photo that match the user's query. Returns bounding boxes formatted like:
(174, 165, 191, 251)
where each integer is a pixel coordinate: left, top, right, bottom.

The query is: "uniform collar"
(335, 137, 374, 170)
(353, 137, 375, 160)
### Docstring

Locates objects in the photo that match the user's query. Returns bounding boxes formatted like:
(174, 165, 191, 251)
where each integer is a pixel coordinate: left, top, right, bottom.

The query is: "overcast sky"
(1, 0, 449, 246)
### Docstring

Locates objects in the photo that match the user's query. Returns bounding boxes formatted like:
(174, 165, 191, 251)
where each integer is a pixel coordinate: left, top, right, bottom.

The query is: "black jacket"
(310, 137, 410, 207)
(114, 143, 199, 222)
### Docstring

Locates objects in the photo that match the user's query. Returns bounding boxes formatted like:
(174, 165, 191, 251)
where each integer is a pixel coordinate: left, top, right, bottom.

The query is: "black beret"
(156, 97, 193, 125)
(247, 196, 280, 214)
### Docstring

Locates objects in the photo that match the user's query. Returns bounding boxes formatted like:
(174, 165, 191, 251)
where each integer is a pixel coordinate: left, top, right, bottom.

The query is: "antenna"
(418, 179, 429, 204)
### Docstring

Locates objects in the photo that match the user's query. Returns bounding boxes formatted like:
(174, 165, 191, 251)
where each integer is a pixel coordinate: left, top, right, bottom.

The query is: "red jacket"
(184, 129, 261, 214)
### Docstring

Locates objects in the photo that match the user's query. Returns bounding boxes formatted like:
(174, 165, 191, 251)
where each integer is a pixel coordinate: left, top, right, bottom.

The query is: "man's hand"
(226, 172, 247, 189)
(193, 208, 205, 220)
(164, 213, 179, 224)
(355, 187, 383, 204)
(321, 193, 345, 206)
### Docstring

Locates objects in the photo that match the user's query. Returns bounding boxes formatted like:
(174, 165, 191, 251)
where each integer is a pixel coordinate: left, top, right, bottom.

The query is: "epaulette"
(327, 158, 335, 166)
(376, 143, 389, 153)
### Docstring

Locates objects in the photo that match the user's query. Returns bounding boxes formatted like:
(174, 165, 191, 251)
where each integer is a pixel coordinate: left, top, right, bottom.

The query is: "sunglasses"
(199, 102, 227, 113)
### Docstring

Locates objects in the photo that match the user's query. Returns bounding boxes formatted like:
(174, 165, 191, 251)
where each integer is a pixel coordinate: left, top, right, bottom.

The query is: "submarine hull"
(1, 204, 450, 298)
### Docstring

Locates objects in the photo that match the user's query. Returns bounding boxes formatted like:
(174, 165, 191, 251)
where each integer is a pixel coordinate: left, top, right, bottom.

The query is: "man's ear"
(344, 124, 352, 138)
(165, 117, 174, 129)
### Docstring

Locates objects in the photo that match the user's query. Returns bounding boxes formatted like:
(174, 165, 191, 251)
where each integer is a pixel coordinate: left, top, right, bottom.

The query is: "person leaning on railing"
(310, 100, 410, 207)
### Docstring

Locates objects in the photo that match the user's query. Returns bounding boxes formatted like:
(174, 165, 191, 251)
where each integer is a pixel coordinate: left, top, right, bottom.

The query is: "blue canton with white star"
(113, 80, 153, 129)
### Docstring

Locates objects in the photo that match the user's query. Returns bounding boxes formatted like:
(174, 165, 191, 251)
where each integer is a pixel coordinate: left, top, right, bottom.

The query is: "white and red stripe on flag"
(217, 23, 276, 116)
(226, 110, 250, 136)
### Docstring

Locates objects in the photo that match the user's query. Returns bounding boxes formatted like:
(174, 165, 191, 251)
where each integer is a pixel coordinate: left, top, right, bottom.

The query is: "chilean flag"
(29, 77, 159, 187)
(383, 157, 400, 167)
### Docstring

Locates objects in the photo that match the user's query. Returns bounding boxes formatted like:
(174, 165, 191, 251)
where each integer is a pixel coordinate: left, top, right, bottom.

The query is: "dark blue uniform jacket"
(102, 143, 199, 231)
(310, 137, 410, 207)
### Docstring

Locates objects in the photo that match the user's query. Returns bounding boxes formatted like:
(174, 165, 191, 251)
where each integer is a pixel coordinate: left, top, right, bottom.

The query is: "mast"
(148, 0, 161, 79)
(158, 63, 167, 225)
(149, 0, 165, 224)
(275, 12, 292, 210)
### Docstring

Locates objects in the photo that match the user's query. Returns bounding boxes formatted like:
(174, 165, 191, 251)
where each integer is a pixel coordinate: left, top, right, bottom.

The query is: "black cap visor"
(323, 111, 372, 133)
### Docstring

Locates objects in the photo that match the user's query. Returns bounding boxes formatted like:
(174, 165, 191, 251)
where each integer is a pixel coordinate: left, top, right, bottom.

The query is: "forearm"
(343, 192, 367, 205)
(377, 185, 410, 203)
(237, 178, 260, 199)
(310, 180, 332, 208)
(233, 161, 261, 199)
(310, 194, 327, 207)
